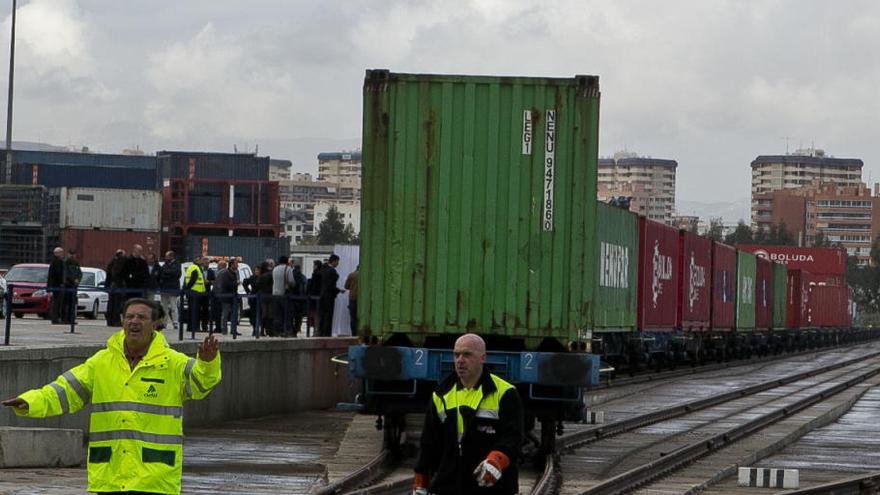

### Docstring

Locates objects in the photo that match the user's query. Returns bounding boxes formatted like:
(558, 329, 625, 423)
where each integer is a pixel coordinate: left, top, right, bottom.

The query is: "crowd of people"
(40, 244, 360, 337)
(242, 253, 359, 337)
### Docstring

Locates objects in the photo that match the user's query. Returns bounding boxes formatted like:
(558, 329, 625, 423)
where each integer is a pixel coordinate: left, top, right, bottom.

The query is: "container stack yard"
(0, 185, 49, 266)
(0, 149, 288, 270)
(158, 151, 284, 266)
(49, 187, 163, 268)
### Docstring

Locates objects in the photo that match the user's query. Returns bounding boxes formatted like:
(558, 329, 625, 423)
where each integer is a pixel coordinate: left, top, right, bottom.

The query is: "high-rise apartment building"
(597, 151, 677, 224)
(318, 151, 362, 185)
(751, 148, 862, 194)
(752, 182, 876, 264)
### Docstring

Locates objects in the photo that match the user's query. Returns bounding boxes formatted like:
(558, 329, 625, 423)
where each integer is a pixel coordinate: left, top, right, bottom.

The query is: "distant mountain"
(676, 198, 750, 225)
(11, 141, 69, 152)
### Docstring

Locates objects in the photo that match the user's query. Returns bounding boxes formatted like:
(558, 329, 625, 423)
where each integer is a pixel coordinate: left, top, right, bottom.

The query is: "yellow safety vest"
(15, 330, 221, 495)
(185, 264, 206, 293)
(432, 373, 515, 438)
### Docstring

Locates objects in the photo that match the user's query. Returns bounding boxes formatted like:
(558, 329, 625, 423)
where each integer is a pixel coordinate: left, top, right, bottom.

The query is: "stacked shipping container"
(754, 257, 773, 330)
(0, 185, 49, 266)
(735, 251, 757, 329)
(636, 217, 680, 331)
(678, 231, 711, 331)
(594, 202, 638, 332)
(48, 187, 162, 268)
(158, 151, 280, 256)
(710, 242, 737, 331)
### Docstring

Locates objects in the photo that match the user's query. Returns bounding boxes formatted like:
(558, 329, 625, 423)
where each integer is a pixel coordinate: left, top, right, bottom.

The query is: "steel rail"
(775, 471, 880, 495)
(531, 454, 559, 495)
(313, 449, 392, 495)
(593, 338, 878, 391)
(559, 349, 880, 451)
(343, 477, 411, 495)
(577, 359, 880, 495)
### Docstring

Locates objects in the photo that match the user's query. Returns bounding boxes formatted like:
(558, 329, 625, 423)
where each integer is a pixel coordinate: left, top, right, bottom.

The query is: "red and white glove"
(412, 472, 429, 495)
(473, 450, 510, 487)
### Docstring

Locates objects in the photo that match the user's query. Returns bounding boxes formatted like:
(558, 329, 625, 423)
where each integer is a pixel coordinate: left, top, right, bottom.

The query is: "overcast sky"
(1, 0, 878, 207)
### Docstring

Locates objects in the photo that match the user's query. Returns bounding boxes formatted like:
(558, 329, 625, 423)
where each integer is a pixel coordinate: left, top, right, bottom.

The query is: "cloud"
(1, 0, 111, 101)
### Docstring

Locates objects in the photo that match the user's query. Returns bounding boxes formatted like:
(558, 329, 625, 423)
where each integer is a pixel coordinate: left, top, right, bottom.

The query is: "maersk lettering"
(600, 242, 629, 289)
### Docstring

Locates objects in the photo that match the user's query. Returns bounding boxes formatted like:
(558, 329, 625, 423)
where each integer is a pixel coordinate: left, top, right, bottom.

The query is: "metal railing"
(2, 283, 322, 346)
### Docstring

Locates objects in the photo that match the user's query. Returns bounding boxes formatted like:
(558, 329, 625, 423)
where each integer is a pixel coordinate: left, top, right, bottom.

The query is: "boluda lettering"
(600, 242, 629, 289)
(688, 252, 707, 311)
(651, 240, 673, 308)
(753, 249, 815, 264)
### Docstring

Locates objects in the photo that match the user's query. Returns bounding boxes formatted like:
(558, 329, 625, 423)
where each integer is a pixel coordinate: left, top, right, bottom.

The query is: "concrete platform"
(0, 427, 84, 468)
(0, 411, 355, 494)
(1, 316, 360, 430)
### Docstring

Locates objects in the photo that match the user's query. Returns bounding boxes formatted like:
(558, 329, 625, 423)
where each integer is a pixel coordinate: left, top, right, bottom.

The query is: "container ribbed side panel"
(593, 202, 638, 331)
(736, 251, 757, 329)
(772, 262, 788, 328)
(361, 71, 599, 346)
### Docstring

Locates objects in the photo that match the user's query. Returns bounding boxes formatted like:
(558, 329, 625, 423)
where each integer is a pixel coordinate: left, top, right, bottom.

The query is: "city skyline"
(1, 1, 877, 205)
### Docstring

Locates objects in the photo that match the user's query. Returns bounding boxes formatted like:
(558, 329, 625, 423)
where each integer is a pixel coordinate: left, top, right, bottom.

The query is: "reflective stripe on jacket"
(15, 330, 221, 495)
(415, 370, 524, 495)
(185, 264, 206, 293)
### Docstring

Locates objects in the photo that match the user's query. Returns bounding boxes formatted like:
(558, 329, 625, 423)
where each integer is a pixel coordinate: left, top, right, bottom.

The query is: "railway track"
(318, 344, 880, 495)
(530, 349, 880, 495)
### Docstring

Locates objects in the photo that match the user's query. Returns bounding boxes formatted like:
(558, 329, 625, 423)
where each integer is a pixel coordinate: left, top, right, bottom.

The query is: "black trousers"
(348, 299, 358, 336)
(317, 297, 336, 337)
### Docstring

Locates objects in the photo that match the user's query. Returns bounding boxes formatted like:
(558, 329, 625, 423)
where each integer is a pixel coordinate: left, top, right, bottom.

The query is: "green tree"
(723, 220, 753, 245)
(705, 217, 724, 242)
(316, 205, 356, 245)
(813, 231, 833, 248)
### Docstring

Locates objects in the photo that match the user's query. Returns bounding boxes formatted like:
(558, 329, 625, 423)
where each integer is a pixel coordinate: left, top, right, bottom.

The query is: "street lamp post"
(4, 0, 16, 184)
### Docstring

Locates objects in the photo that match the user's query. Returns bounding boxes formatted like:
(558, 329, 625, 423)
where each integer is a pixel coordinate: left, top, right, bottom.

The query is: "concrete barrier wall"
(0, 337, 359, 431)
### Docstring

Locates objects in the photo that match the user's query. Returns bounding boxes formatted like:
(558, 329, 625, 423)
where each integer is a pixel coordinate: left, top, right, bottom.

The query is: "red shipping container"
(678, 231, 712, 330)
(637, 217, 680, 331)
(737, 244, 846, 276)
(754, 257, 773, 329)
(59, 228, 161, 269)
(786, 269, 813, 329)
(710, 242, 736, 330)
(808, 284, 851, 327)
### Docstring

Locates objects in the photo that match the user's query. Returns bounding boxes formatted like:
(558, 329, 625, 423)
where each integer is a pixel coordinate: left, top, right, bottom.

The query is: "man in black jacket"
(413, 334, 523, 495)
(317, 255, 343, 337)
(157, 251, 182, 332)
(122, 244, 150, 300)
(105, 249, 127, 327)
(47, 247, 66, 324)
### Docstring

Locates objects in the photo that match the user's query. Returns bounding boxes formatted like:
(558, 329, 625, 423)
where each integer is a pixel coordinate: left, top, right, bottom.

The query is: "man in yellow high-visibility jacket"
(2, 298, 221, 495)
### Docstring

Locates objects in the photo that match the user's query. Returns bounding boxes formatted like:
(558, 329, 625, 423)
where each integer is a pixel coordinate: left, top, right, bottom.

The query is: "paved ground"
(0, 411, 356, 494)
(0, 317, 358, 494)
(0, 313, 330, 349)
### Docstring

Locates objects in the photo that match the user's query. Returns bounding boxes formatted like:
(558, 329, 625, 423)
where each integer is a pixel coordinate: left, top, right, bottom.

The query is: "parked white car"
(76, 267, 109, 319)
(0, 273, 6, 318)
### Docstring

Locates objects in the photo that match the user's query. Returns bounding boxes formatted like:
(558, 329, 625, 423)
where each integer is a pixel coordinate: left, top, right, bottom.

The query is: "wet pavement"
(0, 313, 330, 349)
(0, 411, 354, 494)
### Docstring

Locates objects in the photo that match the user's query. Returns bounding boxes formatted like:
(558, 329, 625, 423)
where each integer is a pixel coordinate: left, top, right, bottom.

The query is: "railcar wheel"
(382, 413, 406, 456)
(540, 418, 556, 455)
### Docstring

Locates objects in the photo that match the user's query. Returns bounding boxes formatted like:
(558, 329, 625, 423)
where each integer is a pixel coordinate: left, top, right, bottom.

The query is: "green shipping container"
(360, 70, 601, 348)
(593, 202, 638, 331)
(736, 251, 757, 329)
(772, 262, 788, 328)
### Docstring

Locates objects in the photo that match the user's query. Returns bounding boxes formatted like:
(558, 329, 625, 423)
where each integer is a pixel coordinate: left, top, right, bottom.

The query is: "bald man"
(413, 334, 524, 495)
